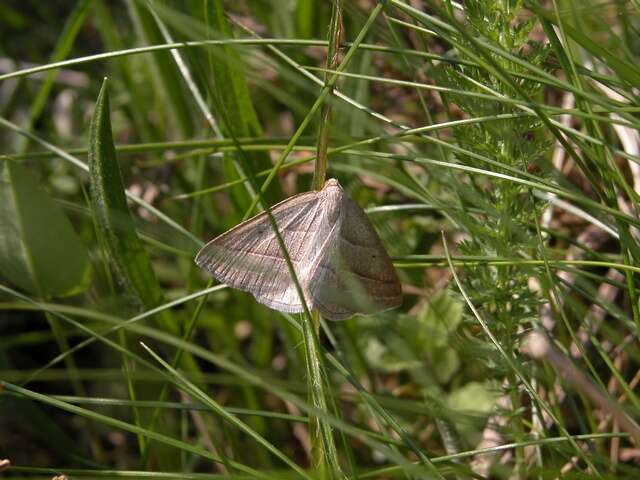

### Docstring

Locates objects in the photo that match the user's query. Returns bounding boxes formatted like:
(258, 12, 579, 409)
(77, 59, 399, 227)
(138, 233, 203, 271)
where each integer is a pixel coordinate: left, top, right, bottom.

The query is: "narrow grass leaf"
(125, 0, 195, 138)
(140, 342, 313, 480)
(525, 1, 640, 87)
(17, 0, 93, 152)
(1, 381, 269, 479)
(92, 0, 160, 141)
(206, 1, 282, 211)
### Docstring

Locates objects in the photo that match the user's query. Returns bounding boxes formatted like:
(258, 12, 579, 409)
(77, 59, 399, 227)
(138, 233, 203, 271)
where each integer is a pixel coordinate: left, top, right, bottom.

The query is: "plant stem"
(306, 3, 344, 477)
(313, 0, 342, 191)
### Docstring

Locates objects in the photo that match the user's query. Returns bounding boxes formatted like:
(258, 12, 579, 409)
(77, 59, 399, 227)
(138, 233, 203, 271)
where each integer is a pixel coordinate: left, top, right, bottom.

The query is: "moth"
(195, 178, 402, 320)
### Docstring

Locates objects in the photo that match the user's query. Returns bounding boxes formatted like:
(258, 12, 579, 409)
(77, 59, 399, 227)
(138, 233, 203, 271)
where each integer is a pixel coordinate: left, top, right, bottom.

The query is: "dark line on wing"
(315, 262, 397, 285)
(338, 232, 381, 249)
(225, 249, 304, 262)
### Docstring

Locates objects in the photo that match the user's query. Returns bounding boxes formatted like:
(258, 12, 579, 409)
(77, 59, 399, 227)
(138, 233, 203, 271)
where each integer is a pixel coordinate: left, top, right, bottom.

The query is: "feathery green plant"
(437, 1, 551, 352)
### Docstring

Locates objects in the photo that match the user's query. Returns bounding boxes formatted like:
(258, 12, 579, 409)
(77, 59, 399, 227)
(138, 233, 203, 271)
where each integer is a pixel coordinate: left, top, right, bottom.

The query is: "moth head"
(323, 178, 342, 190)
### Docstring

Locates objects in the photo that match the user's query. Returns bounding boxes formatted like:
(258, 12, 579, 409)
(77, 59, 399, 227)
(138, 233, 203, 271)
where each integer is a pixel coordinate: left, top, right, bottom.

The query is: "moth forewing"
(195, 178, 402, 320)
(195, 190, 321, 311)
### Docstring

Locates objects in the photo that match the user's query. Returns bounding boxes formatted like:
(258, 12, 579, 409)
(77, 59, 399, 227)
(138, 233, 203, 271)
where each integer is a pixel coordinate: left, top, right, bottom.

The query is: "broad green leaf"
(87, 79, 202, 364)
(417, 290, 463, 348)
(0, 160, 90, 297)
(432, 348, 460, 385)
(417, 292, 466, 383)
(447, 381, 498, 416)
(361, 291, 463, 383)
(447, 381, 499, 441)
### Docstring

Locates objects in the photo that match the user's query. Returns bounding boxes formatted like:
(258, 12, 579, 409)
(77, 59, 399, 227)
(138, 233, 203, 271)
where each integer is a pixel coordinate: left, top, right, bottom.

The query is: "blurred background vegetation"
(1, 0, 640, 478)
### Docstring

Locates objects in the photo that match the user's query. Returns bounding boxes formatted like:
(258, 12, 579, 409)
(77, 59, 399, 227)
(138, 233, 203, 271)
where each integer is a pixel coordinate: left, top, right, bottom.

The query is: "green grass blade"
(441, 233, 602, 476)
(2, 381, 270, 479)
(525, 1, 640, 87)
(205, 0, 282, 211)
(140, 342, 313, 479)
(0, 115, 202, 246)
(16, 0, 92, 152)
(125, 0, 195, 138)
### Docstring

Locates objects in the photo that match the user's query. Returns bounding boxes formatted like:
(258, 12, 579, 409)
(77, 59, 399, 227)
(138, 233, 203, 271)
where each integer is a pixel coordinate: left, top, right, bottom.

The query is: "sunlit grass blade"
(202, 1, 282, 212)
(126, 0, 195, 138)
(4, 1, 640, 477)
(525, 1, 640, 87)
(1, 284, 430, 475)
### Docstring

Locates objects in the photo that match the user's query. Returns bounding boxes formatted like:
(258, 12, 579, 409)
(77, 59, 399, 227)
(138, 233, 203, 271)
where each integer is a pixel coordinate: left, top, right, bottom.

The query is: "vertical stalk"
(312, 0, 343, 192)
(303, 313, 339, 477)
(305, 2, 344, 477)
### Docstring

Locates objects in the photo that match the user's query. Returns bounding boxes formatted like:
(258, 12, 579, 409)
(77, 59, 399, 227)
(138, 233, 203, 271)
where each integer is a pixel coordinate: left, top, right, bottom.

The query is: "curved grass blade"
(16, 0, 93, 153)
(1, 381, 269, 479)
(0, 115, 202, 247)
(205, 1, 282, 211)
(525, 1, 640, 87)
(0, 285, 435, 477)
(125, 0, 195, 138)
(140, 342, 313, 480)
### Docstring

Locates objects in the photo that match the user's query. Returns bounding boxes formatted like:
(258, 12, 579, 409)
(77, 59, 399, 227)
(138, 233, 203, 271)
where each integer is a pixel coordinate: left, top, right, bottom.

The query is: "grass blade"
(205, 1, 282, 211)
(16, 0, 92, 152)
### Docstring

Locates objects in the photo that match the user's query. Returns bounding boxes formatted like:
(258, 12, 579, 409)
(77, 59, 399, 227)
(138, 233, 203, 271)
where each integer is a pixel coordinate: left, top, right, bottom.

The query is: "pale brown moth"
(195, 178, 401, 320)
